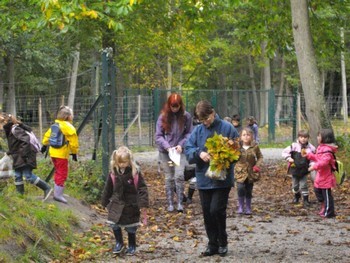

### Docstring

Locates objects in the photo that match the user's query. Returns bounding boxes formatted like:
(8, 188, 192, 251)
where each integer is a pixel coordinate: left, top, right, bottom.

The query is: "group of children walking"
(0, 105, 78, 204)
(0, 96, 341, 257)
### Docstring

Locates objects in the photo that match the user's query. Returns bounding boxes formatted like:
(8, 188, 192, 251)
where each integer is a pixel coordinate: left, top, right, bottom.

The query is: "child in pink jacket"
(302, 129, 337, 218)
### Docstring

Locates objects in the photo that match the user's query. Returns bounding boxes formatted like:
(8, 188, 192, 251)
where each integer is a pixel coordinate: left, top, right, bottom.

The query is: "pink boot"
(318, 202, 325, 217)
(237, 197, 244, 214)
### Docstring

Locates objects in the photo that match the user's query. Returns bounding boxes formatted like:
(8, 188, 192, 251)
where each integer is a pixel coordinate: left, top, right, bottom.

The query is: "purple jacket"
(155, 111, 193, 153)
(306, 144, 337, 189)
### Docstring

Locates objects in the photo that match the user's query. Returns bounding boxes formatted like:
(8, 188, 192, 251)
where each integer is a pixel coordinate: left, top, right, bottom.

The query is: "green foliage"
(66, 159, 104, 204)
(36, 157, 104, 204)
(0, 189, 78, 262)
(0, 137, 8, 152)
(335, 133, 350, 174)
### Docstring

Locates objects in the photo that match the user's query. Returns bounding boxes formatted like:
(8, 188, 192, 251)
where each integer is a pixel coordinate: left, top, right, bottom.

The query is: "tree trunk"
(340, 27, 348, 123)
(290, 0, 332, 144)
(167, 57, 172, 90)
(275, 55, 286, 127)
(5, 54, 16, 116)
(68, 43, 81, 110)
(0, 59, 4, 111)
(261, 42, 271, 127)
(248, 55, 259, 118)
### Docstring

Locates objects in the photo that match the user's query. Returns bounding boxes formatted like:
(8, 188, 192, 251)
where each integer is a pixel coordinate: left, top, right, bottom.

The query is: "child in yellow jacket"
(42, 106, 79, 203)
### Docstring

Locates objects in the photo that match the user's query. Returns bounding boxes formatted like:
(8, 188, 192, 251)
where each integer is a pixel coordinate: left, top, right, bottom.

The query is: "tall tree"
(290, 0, 332, 144)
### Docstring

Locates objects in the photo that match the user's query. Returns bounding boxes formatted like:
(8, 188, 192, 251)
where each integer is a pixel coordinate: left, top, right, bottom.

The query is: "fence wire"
(2, 91, 348, 156)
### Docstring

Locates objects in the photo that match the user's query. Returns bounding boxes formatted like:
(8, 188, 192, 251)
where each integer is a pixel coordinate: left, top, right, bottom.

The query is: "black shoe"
(218, 246, 228, 257)
(112, 243, 124, 254)
(201, 247, 218, 257)
(293, 193, 301, 203)
(126, 246, 136, 255)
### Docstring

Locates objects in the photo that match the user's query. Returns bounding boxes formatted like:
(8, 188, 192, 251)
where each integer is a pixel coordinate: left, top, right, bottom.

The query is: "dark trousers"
(314, 187, 335, 217)
(237, 181, 253, 198)
(199, 188, 231, 249)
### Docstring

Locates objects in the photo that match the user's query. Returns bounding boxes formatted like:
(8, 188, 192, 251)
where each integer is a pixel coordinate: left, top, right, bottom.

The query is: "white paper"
(168, 147, 181, 166)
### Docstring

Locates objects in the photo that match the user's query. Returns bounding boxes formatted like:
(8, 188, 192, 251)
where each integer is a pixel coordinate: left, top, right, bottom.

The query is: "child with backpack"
(302, 129, 337, 218)
(0, 113, 52, 200)
(282, 130, 316, 206)
(41, 105, 79, 204)
(101, 146, 149, 255)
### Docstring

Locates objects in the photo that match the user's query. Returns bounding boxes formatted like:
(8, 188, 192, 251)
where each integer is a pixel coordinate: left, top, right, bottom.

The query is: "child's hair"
(232, 114, 240, 122)
(0, 113, 21, 125)
(110, 146, 139, 177)
(223, 116, 232, 123)
(56, 106, 73, 121)
(318, 129, 336, 144)
(240, 127, 254, 139)
(247, 116, 257, 125)
(298, 130, 309, 138)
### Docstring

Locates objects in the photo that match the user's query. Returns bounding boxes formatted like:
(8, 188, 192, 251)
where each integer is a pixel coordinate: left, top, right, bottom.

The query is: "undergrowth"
(0, 188, 79, 262)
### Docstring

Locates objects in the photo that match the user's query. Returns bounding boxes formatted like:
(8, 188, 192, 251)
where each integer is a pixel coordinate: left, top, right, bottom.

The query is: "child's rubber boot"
(126, 233, 136, 255)
(112, 228, 124, 254)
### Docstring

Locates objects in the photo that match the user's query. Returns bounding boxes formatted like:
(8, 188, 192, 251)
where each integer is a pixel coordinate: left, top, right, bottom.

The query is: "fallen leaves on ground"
(59, 160, 350, 262)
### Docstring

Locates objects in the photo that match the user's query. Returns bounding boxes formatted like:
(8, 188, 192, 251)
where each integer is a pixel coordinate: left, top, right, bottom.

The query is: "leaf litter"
(58, 159, 350, 262)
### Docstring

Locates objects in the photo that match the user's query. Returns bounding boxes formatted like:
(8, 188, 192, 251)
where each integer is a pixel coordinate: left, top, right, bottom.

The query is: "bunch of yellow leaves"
(205, 133, 241, 174)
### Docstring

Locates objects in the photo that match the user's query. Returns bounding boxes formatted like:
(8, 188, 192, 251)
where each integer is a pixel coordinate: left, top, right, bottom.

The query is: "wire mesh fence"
(4, 88, 348, 159)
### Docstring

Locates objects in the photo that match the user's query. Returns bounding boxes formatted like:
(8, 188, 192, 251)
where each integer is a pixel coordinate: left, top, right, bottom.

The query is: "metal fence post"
(101, 48, 112, 180)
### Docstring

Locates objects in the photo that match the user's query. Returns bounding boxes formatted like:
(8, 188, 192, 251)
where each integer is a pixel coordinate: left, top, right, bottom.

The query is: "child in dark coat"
(101, 146, 149, 255)
(0, 113, 52, 200)
(282, 130, 316, 206)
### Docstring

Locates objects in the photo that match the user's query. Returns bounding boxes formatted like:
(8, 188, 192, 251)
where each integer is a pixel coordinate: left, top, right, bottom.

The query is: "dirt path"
(61, 151, 350, 262)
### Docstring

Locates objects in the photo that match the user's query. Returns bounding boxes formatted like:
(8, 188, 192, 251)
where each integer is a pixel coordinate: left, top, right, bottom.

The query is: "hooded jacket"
(306, 144, 337, 189)
(3, 122, 36, 169)
(101, 166, 149, 226)
(42, 119, 79, 159)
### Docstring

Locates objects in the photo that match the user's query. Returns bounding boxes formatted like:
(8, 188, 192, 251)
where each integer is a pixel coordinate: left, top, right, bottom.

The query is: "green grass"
(0, 187, 79, 262)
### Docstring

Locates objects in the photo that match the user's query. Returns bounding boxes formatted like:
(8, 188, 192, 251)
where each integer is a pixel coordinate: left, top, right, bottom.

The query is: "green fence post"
(101, 48, 112, 181)
(110, 62, 116, 152)
(268, 89, 275, 143)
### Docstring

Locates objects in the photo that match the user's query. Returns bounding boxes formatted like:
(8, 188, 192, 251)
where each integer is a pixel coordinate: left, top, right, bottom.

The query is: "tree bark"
(261, 42, 271, 126)
(275, 55, 286, 127)
(248, 55, 259, 118)
(340, 27, 348, 123)
(68, 43, 81, 110)
(5, 54, 16, 115)
(0, 58, 4, 111)
(290, 0, 332, 144)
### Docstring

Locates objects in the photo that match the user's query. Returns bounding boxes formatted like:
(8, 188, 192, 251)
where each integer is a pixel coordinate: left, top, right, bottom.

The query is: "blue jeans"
(14, 166, 38, 185)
